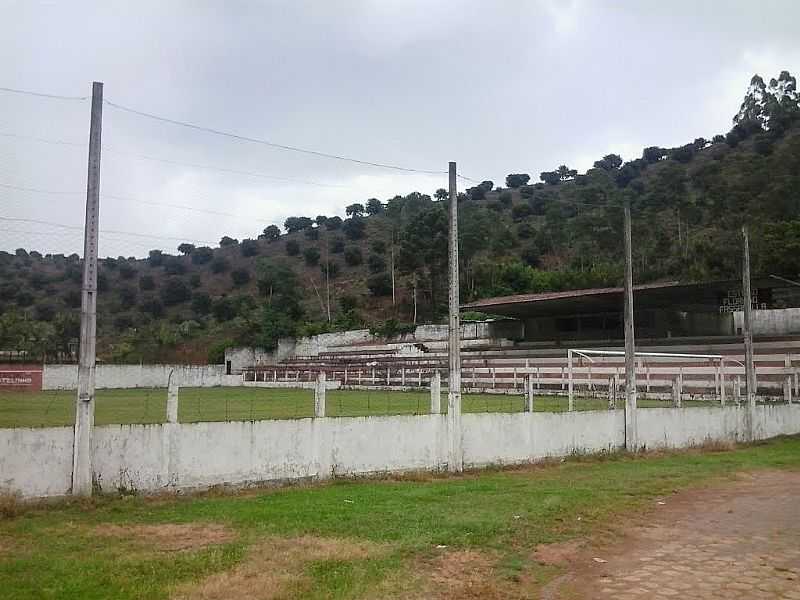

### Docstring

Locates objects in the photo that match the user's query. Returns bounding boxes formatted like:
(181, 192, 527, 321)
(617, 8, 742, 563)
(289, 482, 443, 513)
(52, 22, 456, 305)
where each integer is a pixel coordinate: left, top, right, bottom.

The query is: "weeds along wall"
(42, 364, 240, 390)
(2, 405, 799, 498)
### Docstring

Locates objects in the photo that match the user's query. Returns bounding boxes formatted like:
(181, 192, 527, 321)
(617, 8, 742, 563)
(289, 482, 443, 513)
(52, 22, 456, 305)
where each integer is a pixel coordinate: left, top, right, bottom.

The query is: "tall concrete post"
(623, 200, 638, 451)
(315, 372, 326, 417)
(447, 162, 462, 472)
(525, 375, 534, 412)
(430, 370, 441, 414)
(166, 371, 179, 424)
(742, 226, 756, 439)
(72, 81, 103, 496)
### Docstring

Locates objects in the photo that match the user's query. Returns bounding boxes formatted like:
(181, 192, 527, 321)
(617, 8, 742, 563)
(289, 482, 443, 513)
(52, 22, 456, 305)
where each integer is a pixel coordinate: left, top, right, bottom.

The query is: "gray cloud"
(1, 0, 798, 256)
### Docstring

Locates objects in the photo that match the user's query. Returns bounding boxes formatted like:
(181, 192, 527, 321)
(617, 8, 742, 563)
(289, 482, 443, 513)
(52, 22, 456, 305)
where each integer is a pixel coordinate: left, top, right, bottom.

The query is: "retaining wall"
(42, 364, 239, 390)
(2, 404, 798, 498)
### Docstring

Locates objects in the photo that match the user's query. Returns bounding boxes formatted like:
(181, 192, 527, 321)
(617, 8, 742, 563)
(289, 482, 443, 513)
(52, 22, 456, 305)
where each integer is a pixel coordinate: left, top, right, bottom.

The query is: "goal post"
(567, 348, 728, 409)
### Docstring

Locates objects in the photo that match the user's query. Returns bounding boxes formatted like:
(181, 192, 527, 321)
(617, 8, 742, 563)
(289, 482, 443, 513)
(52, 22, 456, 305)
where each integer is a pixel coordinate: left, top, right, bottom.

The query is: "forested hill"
(2, 71, 800, 363)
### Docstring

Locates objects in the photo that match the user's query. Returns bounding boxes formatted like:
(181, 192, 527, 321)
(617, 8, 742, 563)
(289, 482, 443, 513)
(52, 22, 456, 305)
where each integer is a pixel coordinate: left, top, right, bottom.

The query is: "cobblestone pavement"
(565, 470, 800, 599)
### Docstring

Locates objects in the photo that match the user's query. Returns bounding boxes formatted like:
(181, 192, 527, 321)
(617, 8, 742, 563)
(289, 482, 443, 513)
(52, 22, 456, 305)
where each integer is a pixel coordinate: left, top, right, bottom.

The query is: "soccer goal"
(566, 348, 735, 409)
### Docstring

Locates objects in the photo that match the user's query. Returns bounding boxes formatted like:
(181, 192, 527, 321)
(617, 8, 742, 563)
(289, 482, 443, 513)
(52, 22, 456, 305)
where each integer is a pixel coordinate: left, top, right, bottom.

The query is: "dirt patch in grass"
(172, 535, 387, 599)
(387, 549, 536, 600)
(532, 538, 586, 566)
(95, 523, 236, 552)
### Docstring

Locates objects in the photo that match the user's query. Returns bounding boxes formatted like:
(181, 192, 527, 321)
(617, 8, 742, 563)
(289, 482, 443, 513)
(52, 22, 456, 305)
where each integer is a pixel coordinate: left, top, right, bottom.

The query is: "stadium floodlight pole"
(72, 81, 103, 497)
(742, 225, 756, 439)
(447, 161, 463, 473)
(623, 199, 638, 451)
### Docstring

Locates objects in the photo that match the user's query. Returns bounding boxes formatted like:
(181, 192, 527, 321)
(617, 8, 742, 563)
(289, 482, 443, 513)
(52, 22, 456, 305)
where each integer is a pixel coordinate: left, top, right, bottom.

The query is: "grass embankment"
(1, 436, 798, 599)
(0, 388, 715, 428)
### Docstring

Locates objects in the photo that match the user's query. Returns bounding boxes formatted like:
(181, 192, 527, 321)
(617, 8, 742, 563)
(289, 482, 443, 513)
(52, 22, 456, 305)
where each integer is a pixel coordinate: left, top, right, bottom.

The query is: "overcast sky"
(1, 0, 799, 257)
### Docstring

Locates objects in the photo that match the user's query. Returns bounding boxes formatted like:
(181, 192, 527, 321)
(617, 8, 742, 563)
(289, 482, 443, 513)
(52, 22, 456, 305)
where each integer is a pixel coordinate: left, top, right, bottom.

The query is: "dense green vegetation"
(1, 436, 798, 599)
(1, 71, 799, 363)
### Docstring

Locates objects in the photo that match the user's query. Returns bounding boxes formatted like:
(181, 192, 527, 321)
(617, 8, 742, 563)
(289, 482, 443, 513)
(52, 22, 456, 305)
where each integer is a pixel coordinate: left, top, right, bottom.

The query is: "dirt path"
(548, 470, 800, 600)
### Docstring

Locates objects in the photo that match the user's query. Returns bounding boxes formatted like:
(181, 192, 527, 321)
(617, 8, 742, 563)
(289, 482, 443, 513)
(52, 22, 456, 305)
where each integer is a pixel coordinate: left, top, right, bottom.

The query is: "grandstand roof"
(461, 279, 776, 318)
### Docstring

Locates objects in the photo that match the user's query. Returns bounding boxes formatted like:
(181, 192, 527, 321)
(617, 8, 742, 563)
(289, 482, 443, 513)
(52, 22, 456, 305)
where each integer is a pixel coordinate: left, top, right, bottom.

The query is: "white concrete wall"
(462, 410, 625, 466)
(3, 405, 799, 498)
(733, 308, 800, 336)
(0, 427, 74, 497)
(43, 364, 240, 390)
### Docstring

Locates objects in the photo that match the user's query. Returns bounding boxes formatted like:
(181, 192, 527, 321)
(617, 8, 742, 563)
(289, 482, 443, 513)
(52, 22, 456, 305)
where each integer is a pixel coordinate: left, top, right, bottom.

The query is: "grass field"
(0, 387, 723, 428)
(1, 436, 798, 599)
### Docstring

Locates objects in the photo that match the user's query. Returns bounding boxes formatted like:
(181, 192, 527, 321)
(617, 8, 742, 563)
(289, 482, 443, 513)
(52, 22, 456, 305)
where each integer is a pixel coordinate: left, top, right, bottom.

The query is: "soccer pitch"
(0, 387, 714, 428)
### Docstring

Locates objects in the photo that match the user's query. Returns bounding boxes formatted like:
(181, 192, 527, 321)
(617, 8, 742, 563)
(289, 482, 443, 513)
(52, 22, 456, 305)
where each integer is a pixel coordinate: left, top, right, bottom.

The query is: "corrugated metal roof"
(461, 281, 684, 309)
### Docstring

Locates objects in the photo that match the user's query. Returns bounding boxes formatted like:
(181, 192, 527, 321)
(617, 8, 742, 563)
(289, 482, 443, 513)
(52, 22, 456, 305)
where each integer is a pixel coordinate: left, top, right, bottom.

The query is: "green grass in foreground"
(0, 387, 728, 428)
(1, 436, 798, 599)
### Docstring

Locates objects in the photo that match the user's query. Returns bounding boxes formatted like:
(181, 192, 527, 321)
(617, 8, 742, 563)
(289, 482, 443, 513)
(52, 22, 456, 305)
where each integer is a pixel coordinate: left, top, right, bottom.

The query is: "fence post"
(386, 367, 390, 386)
(785, 355, 792, 404)
(344, 366, 348, 386)
(672, 377, 681, 408)
(492, 367, 496, 389)
(167, 371, 179, 424)
(720, 358, 726, 406)
(567, 350, 574, 411)
(608, 375, 615, 409)
(735, 375, 741, 403)
(418, 368, 422, 387)
(525, 375, 534, 412)
(430, 370, 441, 414)
(513, 366, 517, 390)
(315, 372, 326, 417)
(645, 364, 651, 396)
(401, 367, 406, 387)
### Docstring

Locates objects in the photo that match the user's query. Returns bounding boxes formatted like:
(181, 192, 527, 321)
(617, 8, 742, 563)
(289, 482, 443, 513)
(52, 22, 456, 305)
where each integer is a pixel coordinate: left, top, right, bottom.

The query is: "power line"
(0, 86, 89, 101)
(0, 215, 216, 245)
(0, 130, 349, 189)
(104, 98, 448, 175)
(0, 180, 277, 224)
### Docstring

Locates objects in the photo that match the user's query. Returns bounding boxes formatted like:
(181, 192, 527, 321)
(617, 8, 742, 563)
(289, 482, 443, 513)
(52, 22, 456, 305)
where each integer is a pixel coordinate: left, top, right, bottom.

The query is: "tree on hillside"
(177, 243, 195, 255)
(230, 268, 251, 287)
(343, 216, 366, 240)
(593, 154, 623, 171)
(505, 174, 530, 188)
(365, 198, 384, 215)
(211, 256, 229, 273)
(219, 236, 238, 247)
(260, 225, 281, 241)
(315, 215, 328, 227)
(191, 246, 214, 265)
(160, 277, 191, 306)
(240, 239, 259, 257)
(284, 216, 313, 233)
(346, 203, 365, 218)
(148, 249, 164, 267)
(325, 216, 343, 230)
(434, 188, 448, 201)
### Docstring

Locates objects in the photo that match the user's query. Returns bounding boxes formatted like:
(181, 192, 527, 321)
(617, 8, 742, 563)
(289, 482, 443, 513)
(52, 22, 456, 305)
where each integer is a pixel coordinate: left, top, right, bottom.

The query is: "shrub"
(147, 249, 164, 267)
(305, 228, 320, 241)
(344, 246, 363, 266)
(329, 237, 345, 254)
(191, 246, 214, 265)
(192, 292, 212, 315)
(118, 285, 138, 306)
(164, 257, 186, 275)
(343, 217, 366, 240)
(498, 191, 513, 207)
(140, 296, 165, 318)
(139, 274, 156, 291)
(211, 256, 230, 274)
(367, 253, 386, 273)
(189, 273, 202, 288)
(303, 247, 320, 266)
(367, 273, 392, 296)
(212, 297, 236, 321)
(118, 262, 136, 279)
(230, 268, 251, 286)
(286, 240, 300, 256)
(219, 236, 238, 247)
(505, 174, 530, 188)
(160, 277, 191, 305)
(240, 238, 259, 257)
